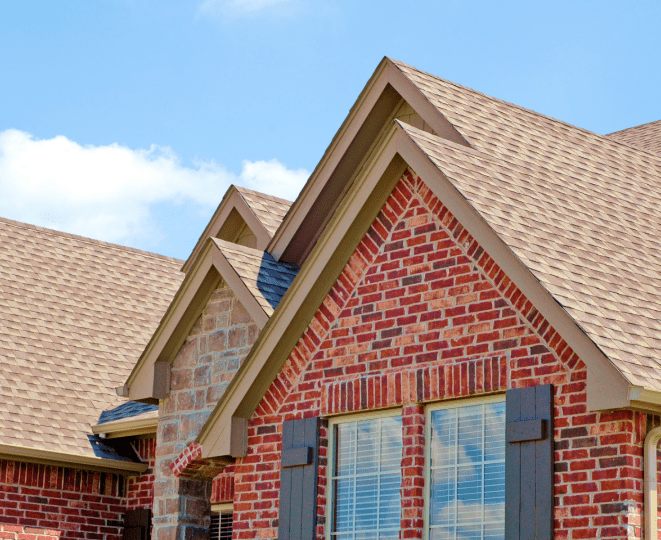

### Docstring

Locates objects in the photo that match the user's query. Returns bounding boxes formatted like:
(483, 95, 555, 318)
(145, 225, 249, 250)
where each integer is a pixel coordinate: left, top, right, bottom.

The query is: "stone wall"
(153, 285, 259, 540)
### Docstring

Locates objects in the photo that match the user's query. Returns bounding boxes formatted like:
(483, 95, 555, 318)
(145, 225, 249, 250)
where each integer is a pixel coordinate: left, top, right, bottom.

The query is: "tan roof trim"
(91, 412, 158, 440)
(124, 239, 268, 402)
(182, 186, 272, 274)
(0, 444, 148, 475)
(198, 124, 656, 459)
(268, 57, 469, 266)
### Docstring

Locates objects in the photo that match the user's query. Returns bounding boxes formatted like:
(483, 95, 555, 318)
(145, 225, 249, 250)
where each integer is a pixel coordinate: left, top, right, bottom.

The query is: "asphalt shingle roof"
(607, 119, 661, 155)
(235, 186, 292, 237)
(212, 238, 299, 316)
(393, 58, 661, 390)
(0, 218, 183, 457)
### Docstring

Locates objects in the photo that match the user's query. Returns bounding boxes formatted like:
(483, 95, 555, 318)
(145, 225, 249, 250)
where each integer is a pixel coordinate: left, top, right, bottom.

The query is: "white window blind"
(330, 415, 402, 540)
(210, 510, 233, 540)
(427, 401, 506, 540)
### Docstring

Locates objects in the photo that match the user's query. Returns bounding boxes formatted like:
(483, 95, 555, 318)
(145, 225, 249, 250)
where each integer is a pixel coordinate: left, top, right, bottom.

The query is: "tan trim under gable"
(0, 444, 148, 475)
(197, 124, 661, 459)
(123, 239, 268, 403)
(182, 187, 272, 275)
(91, 413, 158, 440)
(268, 57, 469, 266)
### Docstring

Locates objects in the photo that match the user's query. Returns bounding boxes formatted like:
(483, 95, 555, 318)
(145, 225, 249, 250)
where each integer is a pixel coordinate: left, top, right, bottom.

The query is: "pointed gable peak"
(181, 184, 293, 274)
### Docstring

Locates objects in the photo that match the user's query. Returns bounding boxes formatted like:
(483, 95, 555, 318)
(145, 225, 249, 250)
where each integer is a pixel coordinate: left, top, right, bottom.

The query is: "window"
(328, 412, 403, 540)
(426, 398, 506, 540)
(210, 504, 233, 540)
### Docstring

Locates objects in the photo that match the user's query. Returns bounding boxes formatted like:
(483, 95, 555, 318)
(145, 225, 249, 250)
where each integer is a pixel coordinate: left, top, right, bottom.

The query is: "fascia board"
(182, 189, 271, 275)
(125, 241, 220, 401)
(0, 444, 148, 475)
(198, 126, 406, 458)
(91, 414, 158, 439)
(267, 58, 391, 261)
(210, 246, 269, 329)
(199, 125, 638, 459)
(126, 239, 270, 402)
(394, 127, 631, 412)
(268, 57, 469, 264)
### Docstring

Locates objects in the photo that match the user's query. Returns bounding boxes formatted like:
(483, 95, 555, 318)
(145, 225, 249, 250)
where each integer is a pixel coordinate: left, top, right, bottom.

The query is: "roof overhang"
(197, 122, 661, 459)
(121, 239, 270, 403)
(268, 57, 469, 267)
(0, 444, 148, 475)
(91, 412, 158, 440)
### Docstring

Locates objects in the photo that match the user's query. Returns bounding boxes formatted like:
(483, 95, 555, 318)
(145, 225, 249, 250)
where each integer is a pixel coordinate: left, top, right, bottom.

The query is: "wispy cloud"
(198, 0, 302, 18)
(0, 129, 308, 245)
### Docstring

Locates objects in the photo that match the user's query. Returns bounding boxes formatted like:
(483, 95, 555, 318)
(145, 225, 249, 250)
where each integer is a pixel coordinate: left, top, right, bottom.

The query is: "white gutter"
(645, 426, 661, 540)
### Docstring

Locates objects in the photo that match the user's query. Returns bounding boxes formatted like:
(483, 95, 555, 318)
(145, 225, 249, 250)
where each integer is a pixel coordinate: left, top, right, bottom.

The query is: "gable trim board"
(268, 57, 469, 266)
(181, 186, 273, 275)
(0, 443, 148, 475)
(122, 239, 270, 403)
(196, 122, 659, 460)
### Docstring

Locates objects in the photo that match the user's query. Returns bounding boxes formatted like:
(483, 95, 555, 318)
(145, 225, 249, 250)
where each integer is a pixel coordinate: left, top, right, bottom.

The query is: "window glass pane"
(428, 401, 505, 540)
(331, 416, 402, 540)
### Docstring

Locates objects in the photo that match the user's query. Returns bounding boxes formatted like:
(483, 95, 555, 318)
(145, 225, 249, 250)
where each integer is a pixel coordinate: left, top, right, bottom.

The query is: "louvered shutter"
(505, 384, 554, 540)
(278, 417, 320, 540)
(210, 511, 233, 540)
(123, 508, 151, 540)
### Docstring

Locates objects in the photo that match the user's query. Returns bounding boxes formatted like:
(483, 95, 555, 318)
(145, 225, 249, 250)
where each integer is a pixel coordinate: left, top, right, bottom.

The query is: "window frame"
(325, 408, 403, 540)
(423, 394, 506, 540)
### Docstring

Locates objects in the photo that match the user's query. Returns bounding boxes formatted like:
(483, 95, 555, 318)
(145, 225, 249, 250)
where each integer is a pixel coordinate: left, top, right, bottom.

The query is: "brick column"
(401, 403, 425, 540)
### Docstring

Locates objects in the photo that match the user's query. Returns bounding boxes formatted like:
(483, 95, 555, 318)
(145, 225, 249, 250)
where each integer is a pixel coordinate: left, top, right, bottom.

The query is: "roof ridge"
(0, 215, 184, 265)
(234, 185, 293, 205)
(391, 58, 661, 163)
(607, 118, 661, 136)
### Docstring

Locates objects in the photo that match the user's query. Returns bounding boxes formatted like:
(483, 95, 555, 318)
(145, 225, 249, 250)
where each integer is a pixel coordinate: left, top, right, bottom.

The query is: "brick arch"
(253, 168, 581, 420)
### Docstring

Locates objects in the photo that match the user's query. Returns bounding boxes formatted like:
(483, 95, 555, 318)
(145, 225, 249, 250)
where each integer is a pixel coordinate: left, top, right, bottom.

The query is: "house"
(3, 57, 661, 540)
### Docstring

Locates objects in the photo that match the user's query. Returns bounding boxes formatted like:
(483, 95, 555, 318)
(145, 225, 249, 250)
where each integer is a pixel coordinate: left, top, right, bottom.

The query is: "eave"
(0, 444, 149, 475)
(91, 412, 158, 440)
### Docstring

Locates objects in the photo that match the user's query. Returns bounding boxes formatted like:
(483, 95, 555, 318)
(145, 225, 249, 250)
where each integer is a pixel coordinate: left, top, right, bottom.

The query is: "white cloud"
(199, 0, 301, 18)
(0, 129, 308, 244)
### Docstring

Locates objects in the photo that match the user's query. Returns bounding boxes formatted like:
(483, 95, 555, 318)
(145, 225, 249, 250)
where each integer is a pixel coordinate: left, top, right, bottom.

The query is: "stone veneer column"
(152, 285, 259, 540)
(400, 403, 425, 540)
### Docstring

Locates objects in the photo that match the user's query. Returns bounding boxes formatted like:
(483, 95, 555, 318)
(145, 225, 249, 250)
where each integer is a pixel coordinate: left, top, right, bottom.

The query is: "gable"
(268, 57, 469, 267)
(252, 169, 564, 422)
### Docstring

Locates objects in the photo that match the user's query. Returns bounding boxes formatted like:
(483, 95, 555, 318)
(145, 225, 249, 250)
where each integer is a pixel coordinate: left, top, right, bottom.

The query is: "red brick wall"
(0, 436, 157, 539)
(125, 437, 156, 510)
(232, 169, 650, 540)
(0, 460, 125, 540)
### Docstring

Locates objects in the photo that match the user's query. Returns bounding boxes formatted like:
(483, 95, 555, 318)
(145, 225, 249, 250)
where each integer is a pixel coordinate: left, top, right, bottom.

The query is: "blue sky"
(1, 1, 659, 260)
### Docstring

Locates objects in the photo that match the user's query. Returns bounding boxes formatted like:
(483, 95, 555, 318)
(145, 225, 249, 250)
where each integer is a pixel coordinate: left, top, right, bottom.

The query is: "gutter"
(645, 426, 661, 540)
(91, 413, 158, 440)
(0, 443, 148, 475)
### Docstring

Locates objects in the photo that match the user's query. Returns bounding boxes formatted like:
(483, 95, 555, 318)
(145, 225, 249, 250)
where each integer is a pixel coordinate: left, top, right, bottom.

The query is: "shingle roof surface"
(235, 186, 292, 237)
(607, 120, 661, 155)
(393, 58, 661, 390)
(212, 238, 299, 316)
(0, 218, 183, 457)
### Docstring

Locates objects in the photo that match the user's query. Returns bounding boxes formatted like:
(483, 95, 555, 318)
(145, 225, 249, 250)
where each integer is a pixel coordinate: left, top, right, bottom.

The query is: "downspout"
(645, 426, 661, 540)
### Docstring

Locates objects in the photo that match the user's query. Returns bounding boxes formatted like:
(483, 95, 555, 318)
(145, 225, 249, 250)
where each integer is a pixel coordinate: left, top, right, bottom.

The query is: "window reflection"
(428, 401, 506, 540)
(331, 416, 403, 540)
